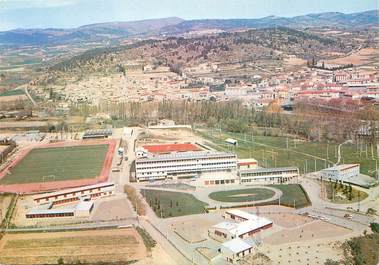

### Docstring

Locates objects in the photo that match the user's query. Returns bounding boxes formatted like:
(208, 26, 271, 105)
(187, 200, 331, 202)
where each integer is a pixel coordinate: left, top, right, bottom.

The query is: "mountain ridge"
(0, 10, 377, 46)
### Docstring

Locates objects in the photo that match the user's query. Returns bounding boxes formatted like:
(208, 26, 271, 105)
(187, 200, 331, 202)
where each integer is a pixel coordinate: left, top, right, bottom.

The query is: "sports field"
(213, 185, 311, 209)
(209, 187, 276, 202)
(0, 144, 108, 185)
(196, 128, 378, 176)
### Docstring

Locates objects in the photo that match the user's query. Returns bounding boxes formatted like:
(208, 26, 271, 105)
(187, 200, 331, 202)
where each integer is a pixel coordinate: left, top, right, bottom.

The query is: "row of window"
(136, 161, 236, 170)
(241, 177, 293, 183)
(138, 166, 236, 176)
(240, 170, 298, 177)
(204, 179, 236, 185)
(26, 212, 74, 218)
(37, 187, 108, 203)
(136, 156, 236, 165)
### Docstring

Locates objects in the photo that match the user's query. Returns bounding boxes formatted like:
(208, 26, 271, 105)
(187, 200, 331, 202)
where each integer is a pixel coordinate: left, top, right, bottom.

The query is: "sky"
(0, 0, 377, 30)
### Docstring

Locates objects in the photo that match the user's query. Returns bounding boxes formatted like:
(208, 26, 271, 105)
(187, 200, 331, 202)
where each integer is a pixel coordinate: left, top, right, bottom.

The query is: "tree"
(324, 259, 339, 265)
(370, 222, 379, 233)
(57, 257, 65, 265)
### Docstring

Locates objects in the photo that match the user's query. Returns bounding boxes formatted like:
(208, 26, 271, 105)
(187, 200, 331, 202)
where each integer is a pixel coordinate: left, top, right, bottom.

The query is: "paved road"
(1, 218, 137, 233)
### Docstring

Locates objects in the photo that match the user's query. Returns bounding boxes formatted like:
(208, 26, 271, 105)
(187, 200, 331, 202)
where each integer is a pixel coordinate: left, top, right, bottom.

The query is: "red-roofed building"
(142, 143, 200, 154)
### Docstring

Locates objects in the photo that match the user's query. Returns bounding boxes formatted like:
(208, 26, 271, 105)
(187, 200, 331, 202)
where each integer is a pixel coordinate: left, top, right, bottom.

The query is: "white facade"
(135, 151, 237, 182)
(33, 182, 115, 206)
(320, 164, 360, 182)
(210, 210, 273, 241)
(221, 238, 254, 263)
(192, 171, 238, 187)
(239, 167, 299, 184)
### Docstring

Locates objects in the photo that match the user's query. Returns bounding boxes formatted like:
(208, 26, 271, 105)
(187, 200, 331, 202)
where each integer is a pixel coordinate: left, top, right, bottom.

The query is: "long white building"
(239, 167, 299, 184)
(135, 151, 237, 182)
(320, 164, 360, 182)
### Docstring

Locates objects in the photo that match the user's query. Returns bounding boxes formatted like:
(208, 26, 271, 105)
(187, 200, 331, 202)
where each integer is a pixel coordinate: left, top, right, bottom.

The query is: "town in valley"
(0, 1, 378, 265)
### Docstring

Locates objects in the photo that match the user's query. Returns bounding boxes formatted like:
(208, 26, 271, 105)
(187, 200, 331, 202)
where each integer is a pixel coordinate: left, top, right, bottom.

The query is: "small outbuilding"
(225, 138, 238, 146)
(221, 238, 254, 263)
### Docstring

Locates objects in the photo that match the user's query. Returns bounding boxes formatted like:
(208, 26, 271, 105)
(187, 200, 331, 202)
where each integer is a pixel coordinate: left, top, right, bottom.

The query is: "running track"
(0, 139, 116, 194)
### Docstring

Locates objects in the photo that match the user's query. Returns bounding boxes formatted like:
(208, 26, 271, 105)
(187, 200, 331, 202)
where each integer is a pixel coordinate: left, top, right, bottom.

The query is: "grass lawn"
(216, 184, 311, 209)
(141, 189, 208, 218)
(268, 184, 311, 208)
(196, 128, 378, 177)
(209, 188, 275, 202)
(0, 144, 108, 184)
(0, 89, 25, 97)
(320, 181, 368, 204)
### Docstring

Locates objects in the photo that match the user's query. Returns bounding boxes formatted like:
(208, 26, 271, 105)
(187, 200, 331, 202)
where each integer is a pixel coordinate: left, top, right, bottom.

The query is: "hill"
(160, 10, 378, 34)
(0, 17, 184, 46)
(0, 10, 376, 46)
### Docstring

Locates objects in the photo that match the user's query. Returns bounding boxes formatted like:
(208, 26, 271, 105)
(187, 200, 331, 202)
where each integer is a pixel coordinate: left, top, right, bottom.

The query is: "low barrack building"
(221, 238, 255, 263)
(82, 129, 112, 139)
(135, 151, 237, 182)
(26, 200, 94, 219)
(237, 158, 258, 170)
(192, 171, 238, 187)
(210, 210, 273, 241)
(239, 167, 299, 184)
(33, 182, 115, 206)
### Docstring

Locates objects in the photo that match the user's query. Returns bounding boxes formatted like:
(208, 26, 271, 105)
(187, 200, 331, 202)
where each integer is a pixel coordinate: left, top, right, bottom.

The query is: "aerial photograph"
(0, 0, 378, 264)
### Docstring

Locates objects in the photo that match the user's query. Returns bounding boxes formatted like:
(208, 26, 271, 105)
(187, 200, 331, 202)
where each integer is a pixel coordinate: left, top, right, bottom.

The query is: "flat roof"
(239, 167, 298, 174)
(226, 209, 256, 220)
(238, 158, 258, 165)
(222, 238, 253, 253)
(321, 164, 359, 172)
(142, 143, 200, 153)
(33, 182, 115, 200)
(231, 219, 272, 236)
(76, 200, 94, 211)
(222, 210, 273, 236)
(136, 151, 236, 163)
(27, 204, 75, 215)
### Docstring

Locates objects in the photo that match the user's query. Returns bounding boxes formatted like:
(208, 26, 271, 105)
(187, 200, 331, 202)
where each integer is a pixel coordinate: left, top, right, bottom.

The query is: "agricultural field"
(209, 187, 276, 203)
(0, 194, 14, 224)
(141, 189, 208, 218)
(0, 89, 25, 97)
(0, 144, 108, 184)
(0, 228, 146, 264)
(197, 128, 378, 176)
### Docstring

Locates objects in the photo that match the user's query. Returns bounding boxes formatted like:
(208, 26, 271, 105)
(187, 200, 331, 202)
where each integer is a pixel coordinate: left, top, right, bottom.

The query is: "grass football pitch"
(0, 144, 108, 185)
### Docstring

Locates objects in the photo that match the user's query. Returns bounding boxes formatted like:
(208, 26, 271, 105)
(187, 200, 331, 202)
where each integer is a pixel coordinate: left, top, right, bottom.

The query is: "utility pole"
(286, 137, 289, 149)
(326, 142, 329, 159)
(314, 159, 317, 172)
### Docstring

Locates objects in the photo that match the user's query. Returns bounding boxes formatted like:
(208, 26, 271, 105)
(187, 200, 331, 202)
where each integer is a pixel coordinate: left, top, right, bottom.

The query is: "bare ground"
(0, 228, 146, 265)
